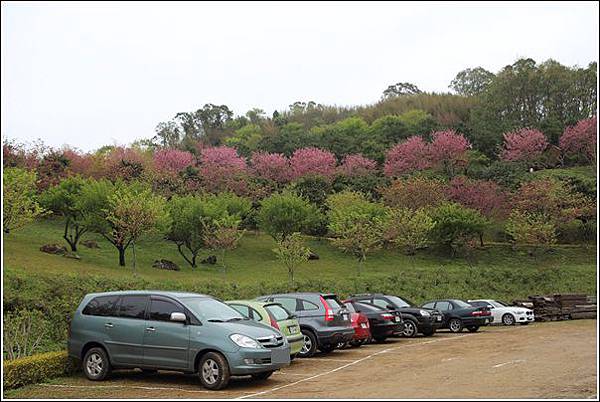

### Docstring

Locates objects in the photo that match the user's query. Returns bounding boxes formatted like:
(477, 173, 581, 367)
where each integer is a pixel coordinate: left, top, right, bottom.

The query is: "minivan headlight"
(230, 334, 260, 348)
(419, 310, 430, 317)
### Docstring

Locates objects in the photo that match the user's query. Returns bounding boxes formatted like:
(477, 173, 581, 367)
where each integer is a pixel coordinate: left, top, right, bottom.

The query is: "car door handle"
(145, 327, 156, 332)
(104, 323, 114, 328)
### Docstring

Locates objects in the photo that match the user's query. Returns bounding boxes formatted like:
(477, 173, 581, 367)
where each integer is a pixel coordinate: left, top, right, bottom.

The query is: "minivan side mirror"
(170, 312, 187, 323)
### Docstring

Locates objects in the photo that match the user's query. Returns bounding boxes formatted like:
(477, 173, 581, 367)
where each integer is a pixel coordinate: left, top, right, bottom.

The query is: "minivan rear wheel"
(83, 347, 111, 381)
(299, 329, 317, 358)
(198, 352, 230, 390)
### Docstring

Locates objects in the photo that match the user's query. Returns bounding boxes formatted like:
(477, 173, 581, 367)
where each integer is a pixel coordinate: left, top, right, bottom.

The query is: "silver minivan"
(68, 291, 290, 390)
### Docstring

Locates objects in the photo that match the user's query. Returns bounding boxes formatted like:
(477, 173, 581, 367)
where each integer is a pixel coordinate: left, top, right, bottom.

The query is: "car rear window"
(82, 295, 120, 317)
(344, 302, 356, 313)
(323, 296, 343, 310)
(265, 304, 291, 321)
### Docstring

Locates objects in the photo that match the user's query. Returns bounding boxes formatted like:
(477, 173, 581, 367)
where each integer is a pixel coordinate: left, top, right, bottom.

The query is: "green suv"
(68, 291, 290, 390)
(226, 300, 304, 358)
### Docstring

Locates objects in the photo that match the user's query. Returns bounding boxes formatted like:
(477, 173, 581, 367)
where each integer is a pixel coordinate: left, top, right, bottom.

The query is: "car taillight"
(269, 315, 280, 330)
(381, 313, 394, 320)
(471, 310, 491, 316)
(320, 296, 334, 321)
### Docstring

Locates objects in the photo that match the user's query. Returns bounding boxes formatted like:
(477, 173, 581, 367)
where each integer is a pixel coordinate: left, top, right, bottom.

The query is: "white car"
(467, 299, 534, 326)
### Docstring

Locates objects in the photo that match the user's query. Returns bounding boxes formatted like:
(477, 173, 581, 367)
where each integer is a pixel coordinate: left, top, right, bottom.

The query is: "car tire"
(198, 352, 230, 390)
(467, 325, 479, 333)
(402, 319, 418, 338)
(251, 371, 274, 381)
(422, 327, 435, 337)
(448, 318, 463, 333)
(299, 329, 318, 358)
(502, 313, 516, 326)
(318, 344, 336, 354)
(83, 347, 111, 381)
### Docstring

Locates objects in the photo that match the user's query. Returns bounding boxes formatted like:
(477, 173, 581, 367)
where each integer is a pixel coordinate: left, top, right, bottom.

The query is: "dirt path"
(6, 320, 597, 399)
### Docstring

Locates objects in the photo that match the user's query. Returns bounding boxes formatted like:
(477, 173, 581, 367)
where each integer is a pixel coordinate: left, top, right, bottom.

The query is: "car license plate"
(342, 314, 349, 321)
(289, 326, 298, 334)
(271, 348, 290, 364)
(360, 323, 368, 329)
(394, 316, 401, 322)
(436, 316, 442, 321)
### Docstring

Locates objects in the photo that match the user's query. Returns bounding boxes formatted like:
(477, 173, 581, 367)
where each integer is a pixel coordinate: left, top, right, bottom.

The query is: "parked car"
(421, 299, 492, 333)
(468, 299, 535, 325)
(256, 292, 354, 357)
(68, 291, 290, 390)
(226, 300, 304, 357)
(340, 301, 371, 347)
(349, 293, 442, 337)
(343, 300, 403, 343)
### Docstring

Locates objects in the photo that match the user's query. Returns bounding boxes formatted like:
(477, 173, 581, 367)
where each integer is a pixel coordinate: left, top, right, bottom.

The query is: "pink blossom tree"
(289, 147, 337, 181)
(105, 147, 150, 181)
(338, 154, 377, 177)
(446, 176, 510, 221)
(63, 149, 95, 177)
(500, 128, 549, 165)
(383, 136, 431, 177)
(199, 146, 248, 194)
(429, 130, 471, 177)
(153, 148, 195, 174)
(559, 117, 597, 166)
(250, 151, 291, 184)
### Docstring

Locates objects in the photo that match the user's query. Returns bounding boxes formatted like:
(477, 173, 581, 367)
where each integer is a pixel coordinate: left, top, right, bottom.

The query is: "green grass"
(3, 218, 597, 359)
(3, 218, 597, 297)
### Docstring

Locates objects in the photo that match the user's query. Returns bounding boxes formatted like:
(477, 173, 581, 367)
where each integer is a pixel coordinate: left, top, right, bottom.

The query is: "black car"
(348, 293, 443, 337)
(343, 300, 403, 343)
(256, 292, 354, 357)
(421, 299, 492, 333)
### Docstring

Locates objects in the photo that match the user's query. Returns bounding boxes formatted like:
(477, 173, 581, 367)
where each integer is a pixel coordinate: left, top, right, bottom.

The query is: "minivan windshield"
(182, 297, 246, 322)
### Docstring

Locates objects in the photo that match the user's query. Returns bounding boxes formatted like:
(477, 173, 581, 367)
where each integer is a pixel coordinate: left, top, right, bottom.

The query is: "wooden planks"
(512, 294, 597, 321)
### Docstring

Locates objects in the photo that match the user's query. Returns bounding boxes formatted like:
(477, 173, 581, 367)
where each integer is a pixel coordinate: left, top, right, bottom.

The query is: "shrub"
(273, 232, 311, 285)
(3, 351, 77, 390)
(446, 176, 510, 221)
(505, 211, 557, 252)
(153, 148, 195, 174)
(3, 168, 46, 234)
(288, 175, 333, 208)
(429, 202, 488, 254)
(326, 191, 389, 274)
(198, 146, 248, 194)
(380, 176, 448, 210)
(3, 309, 48, 360)
(257, 192, 321, 240)
(385, 207, 434, 255)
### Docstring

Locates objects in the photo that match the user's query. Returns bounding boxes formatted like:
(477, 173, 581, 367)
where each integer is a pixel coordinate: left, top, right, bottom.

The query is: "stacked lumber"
(512, 294, 596, 321)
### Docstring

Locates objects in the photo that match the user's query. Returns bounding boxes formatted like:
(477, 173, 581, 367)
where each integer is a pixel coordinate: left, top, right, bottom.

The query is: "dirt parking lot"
(6, 319, 597, 399)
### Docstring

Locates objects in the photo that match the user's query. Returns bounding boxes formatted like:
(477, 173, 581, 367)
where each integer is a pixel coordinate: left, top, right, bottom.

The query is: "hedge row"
(3, 351, 78, 390)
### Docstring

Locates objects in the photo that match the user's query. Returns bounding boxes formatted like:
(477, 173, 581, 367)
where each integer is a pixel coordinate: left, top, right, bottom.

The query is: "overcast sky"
(2, 1, 598, 152)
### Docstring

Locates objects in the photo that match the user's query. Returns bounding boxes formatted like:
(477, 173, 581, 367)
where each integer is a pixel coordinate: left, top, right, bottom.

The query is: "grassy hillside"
(4, 219, 597, 297)
(3, 218, 596, 356)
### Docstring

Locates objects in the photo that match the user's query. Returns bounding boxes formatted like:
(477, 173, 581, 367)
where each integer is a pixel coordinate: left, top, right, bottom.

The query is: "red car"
(342, 301, 371, 347)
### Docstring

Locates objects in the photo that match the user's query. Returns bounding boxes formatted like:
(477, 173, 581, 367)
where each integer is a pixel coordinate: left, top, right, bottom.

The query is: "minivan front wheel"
(299, 329, 317, 358)
(83, 347, 111, 381)
(198, 352, 230, 390)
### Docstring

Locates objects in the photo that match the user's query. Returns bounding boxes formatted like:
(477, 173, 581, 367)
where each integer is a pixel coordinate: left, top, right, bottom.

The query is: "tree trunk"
(132, 240, 137, 277)
(479, 232, 484, 247)
(176, 242, 196, 268)
(118, 246, 126, 266)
